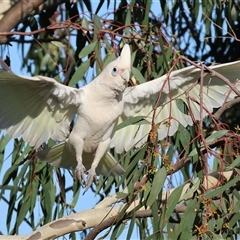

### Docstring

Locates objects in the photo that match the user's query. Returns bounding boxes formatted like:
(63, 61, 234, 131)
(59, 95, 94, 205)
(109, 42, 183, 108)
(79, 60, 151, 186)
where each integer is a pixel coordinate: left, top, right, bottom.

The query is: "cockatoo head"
(98, 44, 131, 93)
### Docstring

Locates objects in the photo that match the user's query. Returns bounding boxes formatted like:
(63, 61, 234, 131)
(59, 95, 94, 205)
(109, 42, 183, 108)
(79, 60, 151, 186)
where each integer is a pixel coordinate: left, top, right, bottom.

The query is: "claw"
(83, 168, 97, 194)
(75, 161, 86, 186)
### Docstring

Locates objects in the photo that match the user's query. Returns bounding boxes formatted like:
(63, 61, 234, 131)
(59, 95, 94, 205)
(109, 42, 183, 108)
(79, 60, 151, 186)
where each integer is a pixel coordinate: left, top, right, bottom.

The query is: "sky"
(0, 1, 211, 239)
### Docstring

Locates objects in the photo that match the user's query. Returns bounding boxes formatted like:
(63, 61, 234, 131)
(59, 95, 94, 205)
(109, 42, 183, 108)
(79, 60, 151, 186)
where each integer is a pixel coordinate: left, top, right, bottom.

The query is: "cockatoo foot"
(83, 168, 97, 194)
(75, 162, 86, 186)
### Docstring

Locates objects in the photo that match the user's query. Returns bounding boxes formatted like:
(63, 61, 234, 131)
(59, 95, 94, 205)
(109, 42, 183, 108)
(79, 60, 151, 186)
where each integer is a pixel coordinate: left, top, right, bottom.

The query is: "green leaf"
(71, 181, 81, 208)
(229, 213, 240, 228)
(82, 17, 89, 34)
(231, 5, 238, 21)
(103, 52, 116, 68)
(232, 188, 240, 201)
(146, 167, 167, 206)
(30, 178, 39, 214)
(226, 156, 240, 170)
(204, 175, 240, 199)
(69, 58, 91, 86)
(177, 198, 200, 239)
(131, 50, 137, 64)
(78, 41, 97, 59)
(210, 233, 224, 240)
(41, 181, 54, 224)
(176, 124, 191, 153)
(165, 184, 184, 220)
(116, 192, 129, 199)
(0, 134, 12, 151)
(180, 178, 200, 201)
(132, 67, 146, 84)
(126, 216, 135, 240)
(111, 223, 125, 240)
(15, 198, 31, 231)
(93, 14, 101, 41)
(189, 130, 229, 156)
(114, 116, 149, 132)
(204, 130, 229, 143)
(151, 200, 161, 234)
(142, 0, 151, 25)
(158, 34, 169, 69)
(125, 9, 131, 25)
(117, 145, 147, 187)
(0, 134, 12, 173)
(51, 41, 65, 48)
(103, 176, 114, 193)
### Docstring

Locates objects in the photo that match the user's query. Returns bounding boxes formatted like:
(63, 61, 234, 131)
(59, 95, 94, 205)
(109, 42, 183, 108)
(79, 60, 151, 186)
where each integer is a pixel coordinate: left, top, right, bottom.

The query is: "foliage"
(1, 0, 240, 239)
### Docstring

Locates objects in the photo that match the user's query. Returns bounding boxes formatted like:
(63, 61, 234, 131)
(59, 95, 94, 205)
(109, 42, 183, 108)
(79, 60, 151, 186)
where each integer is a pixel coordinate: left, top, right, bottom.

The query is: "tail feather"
(97, 151, 125, 176)
(37, 141, 76, 169)
(37, 141, 125, 176)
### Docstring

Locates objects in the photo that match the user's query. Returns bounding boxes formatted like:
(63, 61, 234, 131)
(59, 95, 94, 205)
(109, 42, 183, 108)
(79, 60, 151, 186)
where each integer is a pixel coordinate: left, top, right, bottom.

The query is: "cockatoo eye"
(111, 66, 119, 77)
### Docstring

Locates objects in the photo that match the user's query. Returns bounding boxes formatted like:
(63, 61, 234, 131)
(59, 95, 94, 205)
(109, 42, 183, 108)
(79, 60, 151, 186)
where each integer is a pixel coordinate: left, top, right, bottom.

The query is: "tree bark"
(0, 0, 67, 44)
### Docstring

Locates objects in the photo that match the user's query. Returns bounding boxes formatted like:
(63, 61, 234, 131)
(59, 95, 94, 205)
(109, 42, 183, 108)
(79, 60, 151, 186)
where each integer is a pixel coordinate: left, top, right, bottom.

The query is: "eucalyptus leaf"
(146, 167, 167, 207)
(78, 41, 97, 59)
(69, 59, 91, 86)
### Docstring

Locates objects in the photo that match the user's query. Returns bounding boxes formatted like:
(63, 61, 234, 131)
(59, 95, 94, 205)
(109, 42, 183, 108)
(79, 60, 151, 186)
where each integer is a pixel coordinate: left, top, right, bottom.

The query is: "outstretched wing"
(0, 70, 81, 148)
(111, 61, 240, 153)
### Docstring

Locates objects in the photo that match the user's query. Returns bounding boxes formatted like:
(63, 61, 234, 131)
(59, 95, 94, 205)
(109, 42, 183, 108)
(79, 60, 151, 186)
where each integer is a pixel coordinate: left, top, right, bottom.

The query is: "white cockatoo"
(0, 44, 240, 191)
(0, 45, 131, 190)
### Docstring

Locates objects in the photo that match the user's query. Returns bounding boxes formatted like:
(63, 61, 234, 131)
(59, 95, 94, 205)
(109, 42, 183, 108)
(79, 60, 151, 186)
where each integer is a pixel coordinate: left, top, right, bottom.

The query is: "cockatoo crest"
(95, 44, 131, 93)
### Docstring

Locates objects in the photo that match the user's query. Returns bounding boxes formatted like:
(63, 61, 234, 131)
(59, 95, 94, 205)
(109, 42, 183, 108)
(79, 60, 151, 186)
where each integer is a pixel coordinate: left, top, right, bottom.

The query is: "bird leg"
(74, 139, 86, 186)
(75, 157, 86, 186)
(84, 138, 111, 193)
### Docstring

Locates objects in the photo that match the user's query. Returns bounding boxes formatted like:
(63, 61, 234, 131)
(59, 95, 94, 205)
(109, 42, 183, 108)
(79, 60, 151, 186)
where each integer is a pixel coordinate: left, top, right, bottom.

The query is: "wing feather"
(111, 61, 240, 153)
(0, 70, 81, 148)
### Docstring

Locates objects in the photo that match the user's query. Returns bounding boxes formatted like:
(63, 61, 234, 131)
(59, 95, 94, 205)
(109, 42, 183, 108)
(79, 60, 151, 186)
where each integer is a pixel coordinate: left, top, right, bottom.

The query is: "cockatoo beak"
(118, 44, 131, 84)
(121, 69, 130, 83)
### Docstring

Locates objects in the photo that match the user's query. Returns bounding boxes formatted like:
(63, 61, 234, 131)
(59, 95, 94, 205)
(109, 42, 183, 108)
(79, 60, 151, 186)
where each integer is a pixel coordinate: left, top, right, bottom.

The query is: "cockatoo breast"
(69, 87, 125, 153)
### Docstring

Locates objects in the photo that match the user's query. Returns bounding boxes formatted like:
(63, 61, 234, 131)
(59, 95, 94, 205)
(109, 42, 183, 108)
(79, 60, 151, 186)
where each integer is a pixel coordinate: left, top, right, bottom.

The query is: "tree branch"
(213, 97, 240, 120)
(0, 0, 67, 44)
(85, 209, 155, 240)
(0, 168, 237, 239)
